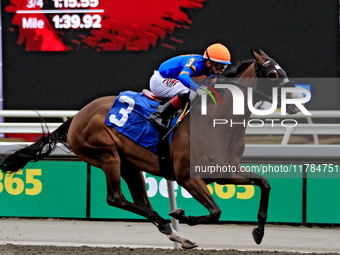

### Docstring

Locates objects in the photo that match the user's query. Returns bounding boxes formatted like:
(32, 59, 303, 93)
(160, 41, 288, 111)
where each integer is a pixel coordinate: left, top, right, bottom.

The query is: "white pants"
(150, 71, 195, 99)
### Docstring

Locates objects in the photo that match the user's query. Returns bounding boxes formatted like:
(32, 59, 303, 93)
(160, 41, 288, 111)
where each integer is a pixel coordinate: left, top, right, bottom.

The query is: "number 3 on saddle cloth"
(105, 90, 181, 155)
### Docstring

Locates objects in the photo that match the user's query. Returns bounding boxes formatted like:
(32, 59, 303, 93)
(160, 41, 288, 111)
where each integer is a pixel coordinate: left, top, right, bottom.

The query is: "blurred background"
(1, 0, 339, 111)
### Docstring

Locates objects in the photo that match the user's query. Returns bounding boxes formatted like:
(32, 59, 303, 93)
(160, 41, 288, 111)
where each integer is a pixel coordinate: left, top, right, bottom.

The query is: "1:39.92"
(52, 14, 101, 29)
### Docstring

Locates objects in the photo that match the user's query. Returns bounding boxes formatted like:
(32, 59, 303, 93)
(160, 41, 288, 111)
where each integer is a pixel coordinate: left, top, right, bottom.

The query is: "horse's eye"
(267, 70, 278, 80)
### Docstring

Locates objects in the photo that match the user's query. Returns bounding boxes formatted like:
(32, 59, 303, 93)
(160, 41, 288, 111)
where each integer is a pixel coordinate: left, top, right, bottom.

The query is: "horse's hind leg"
(102, 158, 172, 235)
(69, 114, 175, 239)
(121, 165, 197, 249)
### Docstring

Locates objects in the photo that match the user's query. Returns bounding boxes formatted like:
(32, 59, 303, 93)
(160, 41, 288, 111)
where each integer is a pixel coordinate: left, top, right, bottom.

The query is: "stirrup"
(149, 117, 170, 130)
(148, 112, 170, 130)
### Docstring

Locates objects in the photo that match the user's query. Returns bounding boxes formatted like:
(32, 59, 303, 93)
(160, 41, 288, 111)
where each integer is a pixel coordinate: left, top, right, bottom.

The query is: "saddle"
(143, 89, 188, 181)
(142, 89, 168, 103)
(143, 89, 189, 131)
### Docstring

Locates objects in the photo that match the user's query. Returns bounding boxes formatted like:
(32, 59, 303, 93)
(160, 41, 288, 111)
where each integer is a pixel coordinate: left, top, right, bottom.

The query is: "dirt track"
(1, 219, 339, 254)
(1, 244, 339, 255)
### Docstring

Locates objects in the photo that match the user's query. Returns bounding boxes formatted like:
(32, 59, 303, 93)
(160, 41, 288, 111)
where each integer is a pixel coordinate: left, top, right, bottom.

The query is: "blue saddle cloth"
(105, 91, 179, 154)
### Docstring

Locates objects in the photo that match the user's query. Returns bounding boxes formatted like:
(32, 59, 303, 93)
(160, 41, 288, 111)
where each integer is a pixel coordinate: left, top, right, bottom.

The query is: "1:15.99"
(53, 0, 99, 8)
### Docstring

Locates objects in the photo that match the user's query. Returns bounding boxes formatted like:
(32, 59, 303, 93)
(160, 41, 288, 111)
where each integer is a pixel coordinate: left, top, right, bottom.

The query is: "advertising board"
(0, 161, 87, 218)
(1, 161, 339, 224)
(90, 165, 303, 223)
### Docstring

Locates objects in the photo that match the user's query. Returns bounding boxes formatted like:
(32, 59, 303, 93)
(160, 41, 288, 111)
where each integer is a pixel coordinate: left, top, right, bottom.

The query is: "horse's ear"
(259, 49, 270, 58)
(250, 48, 263, 63)
(250, 48, 256, 59)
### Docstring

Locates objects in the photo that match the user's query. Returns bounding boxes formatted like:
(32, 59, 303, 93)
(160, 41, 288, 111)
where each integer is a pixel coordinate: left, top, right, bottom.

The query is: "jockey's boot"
(148, 93, 189, 130)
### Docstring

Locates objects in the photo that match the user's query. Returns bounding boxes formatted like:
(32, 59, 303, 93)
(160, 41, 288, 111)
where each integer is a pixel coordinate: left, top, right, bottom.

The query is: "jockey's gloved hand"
(196, 87, 209, 97)
(205, 77, 217, 88)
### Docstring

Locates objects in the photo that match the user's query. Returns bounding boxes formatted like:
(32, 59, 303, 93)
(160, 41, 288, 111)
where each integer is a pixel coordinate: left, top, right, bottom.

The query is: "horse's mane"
(223, 59, 253, 78)
(198, 59, 254, 98)
(211, 59, 254, 97)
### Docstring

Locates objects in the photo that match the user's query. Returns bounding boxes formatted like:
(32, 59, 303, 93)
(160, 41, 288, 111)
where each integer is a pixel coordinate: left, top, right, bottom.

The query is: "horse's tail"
(0, 117, 73, 174)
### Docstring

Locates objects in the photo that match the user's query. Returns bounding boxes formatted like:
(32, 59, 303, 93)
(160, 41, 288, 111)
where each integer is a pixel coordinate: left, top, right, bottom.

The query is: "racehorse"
(0, 50, 301, 249)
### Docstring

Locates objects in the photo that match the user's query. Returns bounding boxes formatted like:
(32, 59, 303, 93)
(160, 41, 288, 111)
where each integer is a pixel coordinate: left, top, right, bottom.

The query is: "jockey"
(148, 43, 231, 129)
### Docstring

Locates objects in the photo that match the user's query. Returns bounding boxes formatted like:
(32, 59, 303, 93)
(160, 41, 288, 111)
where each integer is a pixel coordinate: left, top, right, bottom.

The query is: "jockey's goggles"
(212, 62, 228, 70)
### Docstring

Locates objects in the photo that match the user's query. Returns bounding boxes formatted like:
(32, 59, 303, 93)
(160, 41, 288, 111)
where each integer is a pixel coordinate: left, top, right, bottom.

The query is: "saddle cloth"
(105, 91, 179, 154)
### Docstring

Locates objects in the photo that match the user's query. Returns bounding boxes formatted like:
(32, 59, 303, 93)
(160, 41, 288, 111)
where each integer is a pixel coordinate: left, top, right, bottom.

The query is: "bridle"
(202, 57, 295, 106)
(253, 58, 293, 89)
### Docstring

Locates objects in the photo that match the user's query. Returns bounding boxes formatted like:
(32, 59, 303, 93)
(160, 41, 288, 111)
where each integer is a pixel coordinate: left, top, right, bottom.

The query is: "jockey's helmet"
(203, 43, 231, 67)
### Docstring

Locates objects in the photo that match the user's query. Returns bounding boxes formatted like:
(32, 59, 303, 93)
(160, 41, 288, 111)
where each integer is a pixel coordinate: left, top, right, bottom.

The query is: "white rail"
(0, 123, 61, 133)
(248, 110, 340, 145)
(0, 110, 77, 121)
(0, 110, 77, 134)
(251, 110, 340, 119)
(0, 110, 339, 145)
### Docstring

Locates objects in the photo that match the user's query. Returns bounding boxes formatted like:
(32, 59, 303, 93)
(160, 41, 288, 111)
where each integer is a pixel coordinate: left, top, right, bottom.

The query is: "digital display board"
(3, 0, 205, 51)
(1, 0, 339, 111)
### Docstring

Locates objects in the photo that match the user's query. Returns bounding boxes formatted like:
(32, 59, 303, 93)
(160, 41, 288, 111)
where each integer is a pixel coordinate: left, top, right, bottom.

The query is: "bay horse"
(0, 50, 301, 249)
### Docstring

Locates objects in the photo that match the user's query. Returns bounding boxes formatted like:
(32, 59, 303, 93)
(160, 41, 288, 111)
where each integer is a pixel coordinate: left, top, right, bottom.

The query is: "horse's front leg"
(252, 174, 271, 245)
(216, 165, 271, 244)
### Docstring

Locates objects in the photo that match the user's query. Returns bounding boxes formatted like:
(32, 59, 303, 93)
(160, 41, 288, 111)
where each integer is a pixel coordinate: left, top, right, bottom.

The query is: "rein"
(161, 59, 295, 140)
(226, 79, 273, 101)
(202, 75, 273, 102)
(204, 56, 295, 105)
(161, 100, 196, 141)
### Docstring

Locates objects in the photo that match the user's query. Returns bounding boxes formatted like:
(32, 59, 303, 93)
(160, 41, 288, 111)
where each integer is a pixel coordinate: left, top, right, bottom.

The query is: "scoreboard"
(4, 0, 105, 51)
(22, 0, 102, 30)
(0, 0, 338, 111)
(3, 0, 205, 51)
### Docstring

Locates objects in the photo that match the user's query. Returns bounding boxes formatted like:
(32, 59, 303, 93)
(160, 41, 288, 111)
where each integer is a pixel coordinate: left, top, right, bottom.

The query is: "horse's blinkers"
(253, 58, 296, 110)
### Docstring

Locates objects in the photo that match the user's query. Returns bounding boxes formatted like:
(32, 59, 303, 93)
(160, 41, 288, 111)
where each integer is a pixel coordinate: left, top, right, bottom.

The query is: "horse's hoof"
(181, 239, 198, 249)
(158, 223, 172, 235)
(252, 228, 264, 244)
(169, 208, 185, 219)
